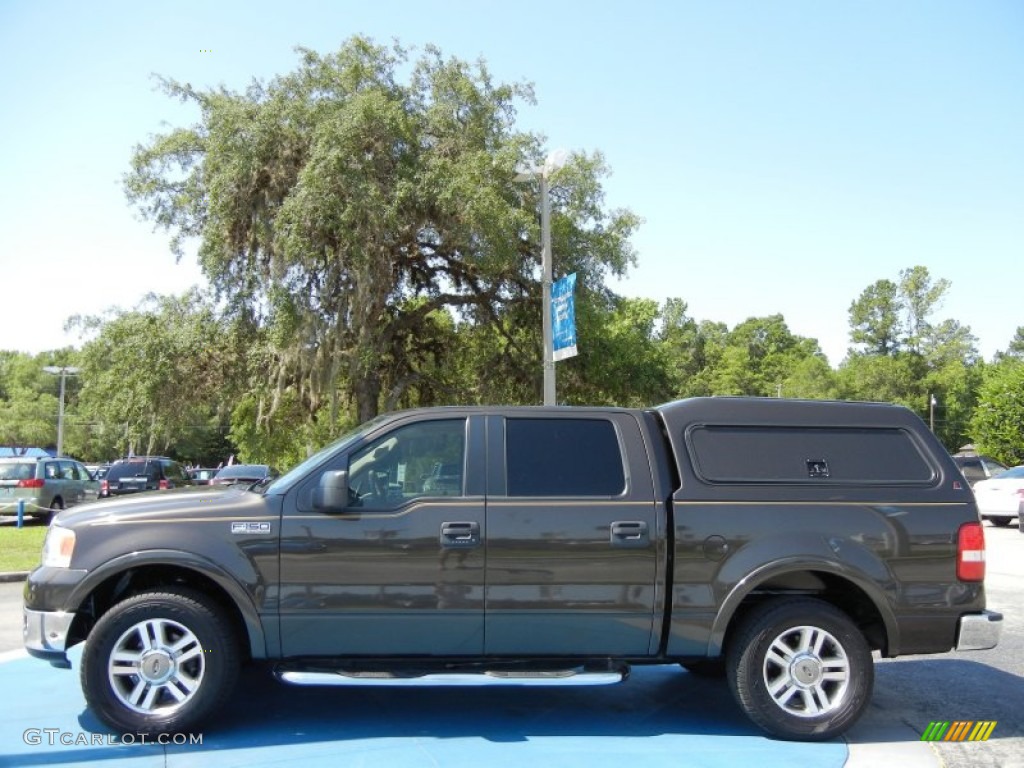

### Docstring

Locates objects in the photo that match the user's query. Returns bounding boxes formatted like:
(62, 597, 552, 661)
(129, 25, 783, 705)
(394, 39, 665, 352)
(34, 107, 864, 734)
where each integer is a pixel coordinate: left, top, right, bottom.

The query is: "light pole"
(43, 365, 81, 457)
(929, 393, 937, 432)
(515, 149, 568, 406)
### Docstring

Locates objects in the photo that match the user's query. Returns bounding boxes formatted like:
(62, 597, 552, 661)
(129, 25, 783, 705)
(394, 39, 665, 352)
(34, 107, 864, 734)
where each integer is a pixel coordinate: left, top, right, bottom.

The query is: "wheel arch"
(708, 560, 898, 658)
(64, 551, 267, 660)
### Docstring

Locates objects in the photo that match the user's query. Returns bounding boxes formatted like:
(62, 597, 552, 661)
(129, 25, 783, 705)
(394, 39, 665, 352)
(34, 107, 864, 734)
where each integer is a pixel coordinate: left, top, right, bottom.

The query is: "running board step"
(276, 667, 627, 687)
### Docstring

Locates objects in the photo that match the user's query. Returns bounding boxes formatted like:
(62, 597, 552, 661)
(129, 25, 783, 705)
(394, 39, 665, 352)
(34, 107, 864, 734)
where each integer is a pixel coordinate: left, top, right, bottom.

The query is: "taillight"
(957, 522, 986, 582)
(17, 478, 45, 488)
(159, 479, 169, 490)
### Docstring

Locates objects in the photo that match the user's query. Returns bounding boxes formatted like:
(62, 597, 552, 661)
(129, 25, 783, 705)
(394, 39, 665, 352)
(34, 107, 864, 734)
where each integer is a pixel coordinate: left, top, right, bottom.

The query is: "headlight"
(41, 526, 76, 568)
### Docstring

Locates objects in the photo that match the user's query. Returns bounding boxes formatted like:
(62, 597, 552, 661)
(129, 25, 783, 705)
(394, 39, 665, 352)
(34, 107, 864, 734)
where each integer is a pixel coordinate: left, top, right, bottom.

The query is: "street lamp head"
(43, 366, 81, 375)
(514, 148, 570, 183)
(544, 148, 570, 176)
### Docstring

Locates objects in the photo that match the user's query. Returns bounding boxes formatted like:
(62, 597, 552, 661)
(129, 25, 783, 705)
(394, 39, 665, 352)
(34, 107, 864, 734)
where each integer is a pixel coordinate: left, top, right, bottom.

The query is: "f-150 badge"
(231, 521, 272, 534)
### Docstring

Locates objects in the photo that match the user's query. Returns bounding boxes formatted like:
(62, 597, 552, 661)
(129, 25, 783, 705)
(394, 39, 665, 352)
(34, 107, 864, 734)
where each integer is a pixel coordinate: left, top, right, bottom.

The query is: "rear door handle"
(440, 521, 480, 548)
(610, 521, 649, 548)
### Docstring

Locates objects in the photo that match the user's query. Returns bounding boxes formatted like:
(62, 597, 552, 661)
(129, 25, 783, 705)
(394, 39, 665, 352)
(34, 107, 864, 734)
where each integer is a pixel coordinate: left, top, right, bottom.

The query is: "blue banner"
(551, 273, 578, 361)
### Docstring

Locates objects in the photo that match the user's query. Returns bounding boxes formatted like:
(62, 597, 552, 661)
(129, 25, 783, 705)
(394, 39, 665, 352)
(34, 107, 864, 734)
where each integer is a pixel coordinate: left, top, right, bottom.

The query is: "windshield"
(996, 466, 1024, 479)
(263, 414, 390, 495)
(106, 461, 159, 481)
(216, 464, 268, 479)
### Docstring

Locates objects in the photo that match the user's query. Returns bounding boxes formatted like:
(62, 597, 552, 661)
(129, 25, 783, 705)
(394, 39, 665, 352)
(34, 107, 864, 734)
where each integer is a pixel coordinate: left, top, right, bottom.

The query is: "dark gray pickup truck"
(23, 397, 1001, 740)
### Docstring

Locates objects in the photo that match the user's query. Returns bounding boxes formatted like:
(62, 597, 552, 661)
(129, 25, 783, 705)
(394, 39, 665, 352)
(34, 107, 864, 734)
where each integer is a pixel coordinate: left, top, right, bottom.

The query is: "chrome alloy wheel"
(107, 618, 206, 714)
(762, 624, 850, 718)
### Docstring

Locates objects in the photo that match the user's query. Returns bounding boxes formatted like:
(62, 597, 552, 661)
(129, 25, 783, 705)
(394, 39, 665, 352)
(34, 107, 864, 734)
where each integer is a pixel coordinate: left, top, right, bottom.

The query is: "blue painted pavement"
(0, 648, 848, 768)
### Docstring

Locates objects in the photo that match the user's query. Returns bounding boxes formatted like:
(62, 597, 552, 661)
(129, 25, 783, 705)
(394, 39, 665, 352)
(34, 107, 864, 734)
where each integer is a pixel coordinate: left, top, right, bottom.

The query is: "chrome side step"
(277, 667, 627, 687)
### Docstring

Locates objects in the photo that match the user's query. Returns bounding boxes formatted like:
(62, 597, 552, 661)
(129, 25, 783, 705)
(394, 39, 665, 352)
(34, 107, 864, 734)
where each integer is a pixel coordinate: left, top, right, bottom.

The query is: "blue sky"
(1, 0, 1021, 367)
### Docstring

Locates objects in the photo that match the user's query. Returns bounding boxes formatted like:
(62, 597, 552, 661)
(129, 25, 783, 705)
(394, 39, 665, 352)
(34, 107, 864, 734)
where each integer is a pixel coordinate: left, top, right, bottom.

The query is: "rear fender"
(707, 532, 899, 656)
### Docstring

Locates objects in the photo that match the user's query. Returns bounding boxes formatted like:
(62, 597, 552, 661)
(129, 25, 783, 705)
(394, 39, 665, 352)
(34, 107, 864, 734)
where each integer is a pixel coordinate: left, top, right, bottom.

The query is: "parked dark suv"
(99, 457, 193, 497)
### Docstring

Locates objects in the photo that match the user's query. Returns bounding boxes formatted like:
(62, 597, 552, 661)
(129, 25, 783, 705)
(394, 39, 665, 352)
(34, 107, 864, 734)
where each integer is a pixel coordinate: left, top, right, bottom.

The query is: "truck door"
(484, 413, 662, 656)
(278, 415, 487, 656)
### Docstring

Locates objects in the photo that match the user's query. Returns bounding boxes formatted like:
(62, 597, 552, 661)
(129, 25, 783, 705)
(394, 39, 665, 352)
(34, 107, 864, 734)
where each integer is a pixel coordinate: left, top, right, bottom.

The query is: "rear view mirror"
(314, 470, 350, 511)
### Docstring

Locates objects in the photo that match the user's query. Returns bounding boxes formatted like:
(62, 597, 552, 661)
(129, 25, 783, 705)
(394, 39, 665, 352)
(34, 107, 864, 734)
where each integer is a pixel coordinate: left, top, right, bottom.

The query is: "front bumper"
(23, 607, 75, 667)
(955, 610, 1002, 651)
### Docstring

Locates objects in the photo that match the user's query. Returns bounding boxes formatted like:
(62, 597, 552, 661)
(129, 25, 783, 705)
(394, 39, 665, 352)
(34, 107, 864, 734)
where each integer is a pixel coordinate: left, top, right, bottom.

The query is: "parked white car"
(972, 465, 1024, 527)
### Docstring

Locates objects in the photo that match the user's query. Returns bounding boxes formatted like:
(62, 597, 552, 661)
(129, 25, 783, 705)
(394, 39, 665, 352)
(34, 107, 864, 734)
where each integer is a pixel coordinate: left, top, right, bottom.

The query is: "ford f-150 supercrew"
(23, 397, 1002, 740)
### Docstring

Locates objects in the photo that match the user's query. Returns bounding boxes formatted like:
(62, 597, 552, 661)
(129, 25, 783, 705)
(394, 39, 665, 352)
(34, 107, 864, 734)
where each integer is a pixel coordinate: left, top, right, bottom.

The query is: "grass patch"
(0, 523, 47, 572)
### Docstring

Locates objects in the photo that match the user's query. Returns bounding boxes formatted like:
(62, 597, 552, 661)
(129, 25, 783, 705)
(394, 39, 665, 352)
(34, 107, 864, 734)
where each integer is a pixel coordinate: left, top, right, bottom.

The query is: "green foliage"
(126, 36, 640, 428)
(924, 360, 981, 451)
(847, 266, 971, 365)
(970, 360, 1024, 465)
(899, 266, 950, 355)
(70, 290, 239, 463)
(0, 350, 73, 452)
(998, 326, 1024, 360)
(848, 279, 902, 356)
(835, 352, 927, 409)
(663, 309, 833, 400)
(559, 296, 671, 407)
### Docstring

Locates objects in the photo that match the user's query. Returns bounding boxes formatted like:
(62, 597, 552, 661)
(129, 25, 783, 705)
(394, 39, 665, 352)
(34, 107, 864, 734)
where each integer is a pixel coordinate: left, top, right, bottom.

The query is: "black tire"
(680, 658, 726, 678)
(81, 588, 240, 734)
(989, 517, 1013, 527)
(726, 598, 873, 741)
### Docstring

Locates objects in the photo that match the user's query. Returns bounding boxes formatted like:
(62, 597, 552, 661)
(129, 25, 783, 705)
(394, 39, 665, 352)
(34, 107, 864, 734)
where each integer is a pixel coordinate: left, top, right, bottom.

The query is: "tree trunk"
(354, 373, 381, 424)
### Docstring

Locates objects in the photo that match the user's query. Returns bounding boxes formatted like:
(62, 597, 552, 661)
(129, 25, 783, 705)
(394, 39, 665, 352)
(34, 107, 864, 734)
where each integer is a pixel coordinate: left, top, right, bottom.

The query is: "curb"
(0, 572, 28, 584)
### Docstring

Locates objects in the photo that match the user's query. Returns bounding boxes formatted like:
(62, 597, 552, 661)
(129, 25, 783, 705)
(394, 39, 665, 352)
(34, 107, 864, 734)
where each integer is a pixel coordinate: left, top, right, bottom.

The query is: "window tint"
(956, 458, 985, 484)
(506, 418, 625, 496)
(107, 462, 160, 482)
(688, 426, 934, 484)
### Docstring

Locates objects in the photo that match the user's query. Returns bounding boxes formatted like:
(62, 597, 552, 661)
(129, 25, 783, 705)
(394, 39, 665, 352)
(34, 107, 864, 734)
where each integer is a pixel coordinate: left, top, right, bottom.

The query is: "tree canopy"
(126, 37, 640, 430)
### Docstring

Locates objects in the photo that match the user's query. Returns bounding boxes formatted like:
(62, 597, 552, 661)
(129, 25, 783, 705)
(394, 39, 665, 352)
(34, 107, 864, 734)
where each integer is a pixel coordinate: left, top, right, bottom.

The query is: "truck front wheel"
(726, 598, 873, 741)
(81, 588, 240, 735)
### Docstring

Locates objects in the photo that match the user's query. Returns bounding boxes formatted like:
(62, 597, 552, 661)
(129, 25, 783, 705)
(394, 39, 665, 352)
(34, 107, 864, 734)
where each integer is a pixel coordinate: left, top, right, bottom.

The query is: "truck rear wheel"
(726, 597, 873, 741)
(81, 588, 240, 735)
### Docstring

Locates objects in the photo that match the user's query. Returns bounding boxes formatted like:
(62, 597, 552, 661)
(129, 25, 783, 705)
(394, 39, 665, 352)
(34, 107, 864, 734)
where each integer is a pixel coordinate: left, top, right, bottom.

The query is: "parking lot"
(1, 519, 1020, 768)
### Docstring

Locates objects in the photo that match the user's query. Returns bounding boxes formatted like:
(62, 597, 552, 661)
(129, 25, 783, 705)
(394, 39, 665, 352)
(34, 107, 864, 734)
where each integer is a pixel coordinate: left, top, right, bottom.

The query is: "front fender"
(67, 549, 270, 659)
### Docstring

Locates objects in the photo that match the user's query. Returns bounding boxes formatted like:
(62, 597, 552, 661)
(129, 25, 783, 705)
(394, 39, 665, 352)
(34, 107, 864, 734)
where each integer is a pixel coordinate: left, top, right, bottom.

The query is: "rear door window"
(505, 418, 626, 496)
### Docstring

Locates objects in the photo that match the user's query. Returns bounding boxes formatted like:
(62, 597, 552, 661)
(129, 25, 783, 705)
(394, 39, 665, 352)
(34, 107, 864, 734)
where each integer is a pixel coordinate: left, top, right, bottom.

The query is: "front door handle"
(440, 521, 480, 548)
(610, 520, 649, 548)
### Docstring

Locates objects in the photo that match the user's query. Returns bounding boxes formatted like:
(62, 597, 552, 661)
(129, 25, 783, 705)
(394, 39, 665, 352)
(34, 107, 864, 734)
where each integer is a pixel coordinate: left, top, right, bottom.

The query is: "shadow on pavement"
(863, 657, 1023, 741)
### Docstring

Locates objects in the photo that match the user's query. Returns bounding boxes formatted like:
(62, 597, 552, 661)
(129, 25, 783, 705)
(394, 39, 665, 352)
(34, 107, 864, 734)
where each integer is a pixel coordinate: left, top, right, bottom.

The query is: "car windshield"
(263, 414, 389, 495)
(106, 462, 159, 481)
(995, 466, 1024, 479)
(0, 463, 34, 481)
(216, 465, 267, 479)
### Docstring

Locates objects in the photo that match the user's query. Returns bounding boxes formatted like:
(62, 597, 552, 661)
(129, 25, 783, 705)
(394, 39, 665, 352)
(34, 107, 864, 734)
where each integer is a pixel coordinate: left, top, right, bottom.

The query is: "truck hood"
(55, 485, 269, 527)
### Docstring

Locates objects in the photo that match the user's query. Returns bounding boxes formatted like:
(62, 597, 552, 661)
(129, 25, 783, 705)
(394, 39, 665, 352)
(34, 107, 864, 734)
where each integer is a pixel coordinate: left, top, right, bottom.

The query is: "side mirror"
(314, 470, 350, 511)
